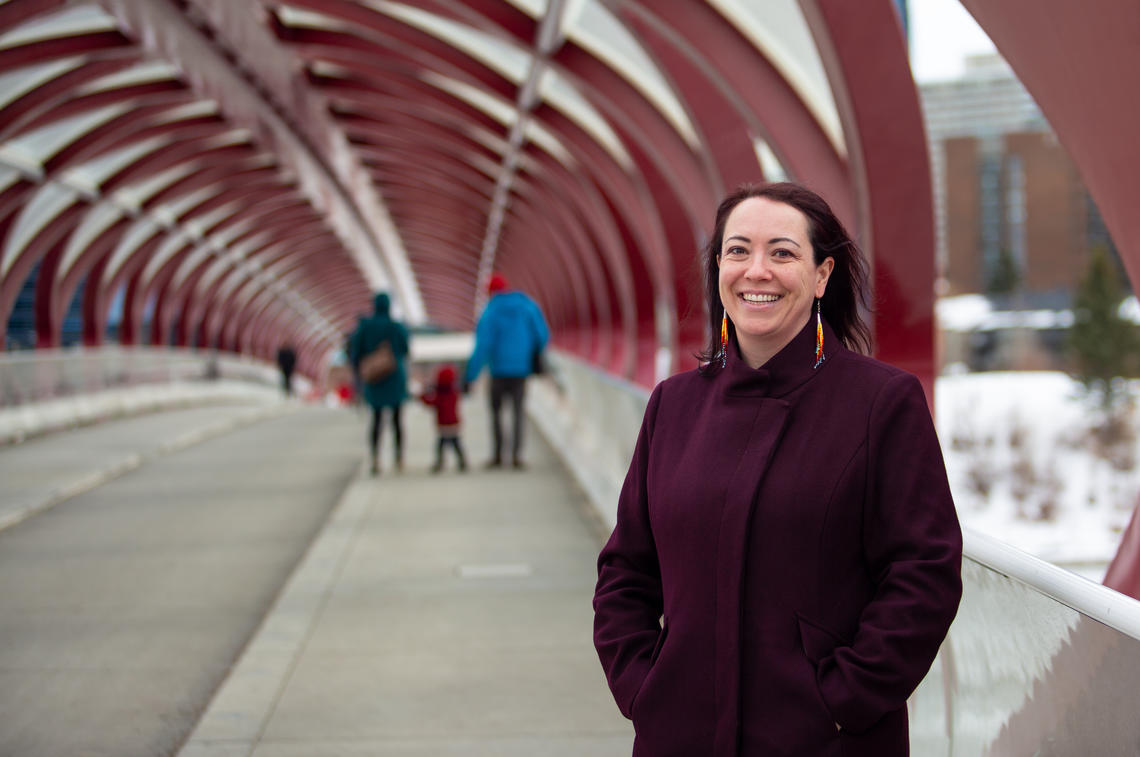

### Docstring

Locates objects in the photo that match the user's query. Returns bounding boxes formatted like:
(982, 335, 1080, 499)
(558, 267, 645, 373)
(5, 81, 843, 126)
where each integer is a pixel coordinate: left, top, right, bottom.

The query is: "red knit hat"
(436, 364, 456, 386)
(487, 273, 508, 294)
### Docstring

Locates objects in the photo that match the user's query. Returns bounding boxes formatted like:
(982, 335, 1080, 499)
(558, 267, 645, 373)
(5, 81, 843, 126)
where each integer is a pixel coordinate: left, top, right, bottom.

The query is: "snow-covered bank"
(936, 371, 1140, 575)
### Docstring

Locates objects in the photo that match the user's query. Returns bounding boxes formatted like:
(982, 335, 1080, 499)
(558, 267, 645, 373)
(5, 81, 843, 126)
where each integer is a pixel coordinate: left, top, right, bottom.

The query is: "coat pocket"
(796, 612, 849, 663)
(631, 619, 668, 720)
(648, 617, 669, 666)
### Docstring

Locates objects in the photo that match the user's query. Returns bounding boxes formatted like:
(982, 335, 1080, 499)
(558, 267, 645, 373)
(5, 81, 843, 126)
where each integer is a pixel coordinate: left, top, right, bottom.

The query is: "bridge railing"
(0, 346, 281, 408)
(531, 349, 1140, 755)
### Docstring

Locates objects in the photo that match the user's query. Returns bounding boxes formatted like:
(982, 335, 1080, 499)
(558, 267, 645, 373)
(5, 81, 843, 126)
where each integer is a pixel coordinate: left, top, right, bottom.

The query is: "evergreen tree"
(1068, 245, 1139, 409)
(986, 247, 1020, 296)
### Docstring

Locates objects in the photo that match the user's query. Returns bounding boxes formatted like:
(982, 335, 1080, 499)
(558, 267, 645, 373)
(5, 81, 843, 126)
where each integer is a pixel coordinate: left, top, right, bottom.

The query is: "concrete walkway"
(177, 396, 633, 756)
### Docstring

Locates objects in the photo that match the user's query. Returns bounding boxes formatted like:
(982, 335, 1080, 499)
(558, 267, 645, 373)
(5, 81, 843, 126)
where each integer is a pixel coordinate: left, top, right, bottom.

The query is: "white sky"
(908, 0, 997, 82)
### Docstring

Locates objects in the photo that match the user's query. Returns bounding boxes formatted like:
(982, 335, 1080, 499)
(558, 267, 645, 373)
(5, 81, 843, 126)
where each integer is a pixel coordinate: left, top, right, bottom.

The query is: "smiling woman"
(717, 196, 834, 368)
(593, 182, 963, 756)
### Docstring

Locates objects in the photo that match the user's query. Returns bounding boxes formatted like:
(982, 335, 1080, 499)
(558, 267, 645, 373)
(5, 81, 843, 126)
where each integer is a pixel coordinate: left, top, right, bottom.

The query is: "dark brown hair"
(698, 182, 872, 369)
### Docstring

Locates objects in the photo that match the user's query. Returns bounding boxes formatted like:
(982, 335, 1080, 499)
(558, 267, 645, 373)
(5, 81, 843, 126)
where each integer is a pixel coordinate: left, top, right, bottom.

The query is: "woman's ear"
(815, 257, 835, 298)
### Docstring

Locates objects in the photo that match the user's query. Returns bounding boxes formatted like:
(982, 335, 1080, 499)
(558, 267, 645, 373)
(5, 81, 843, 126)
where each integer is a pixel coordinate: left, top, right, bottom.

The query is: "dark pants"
(434, 436, 467, 471)
(489, 376, 526, 464)
(369, 405, 403, 465)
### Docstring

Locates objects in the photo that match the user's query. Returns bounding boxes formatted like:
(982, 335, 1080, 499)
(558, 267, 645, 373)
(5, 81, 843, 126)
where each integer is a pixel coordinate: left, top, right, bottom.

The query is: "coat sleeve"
(463, 306, 495, 385)
(393, 322, 410, 359)
(530, 299, 550, 351)
(816, 371, 963, 732)
(593, 385, 665, 718)
(347, 324, 362, 368)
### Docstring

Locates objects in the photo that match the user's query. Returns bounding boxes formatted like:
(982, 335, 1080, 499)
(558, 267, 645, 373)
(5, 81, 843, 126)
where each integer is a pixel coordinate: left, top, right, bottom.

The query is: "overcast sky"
(908, 0, 997, 82)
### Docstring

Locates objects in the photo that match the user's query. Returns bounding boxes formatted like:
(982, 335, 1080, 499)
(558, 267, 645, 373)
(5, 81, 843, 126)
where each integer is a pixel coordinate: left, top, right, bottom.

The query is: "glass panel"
(0, 165, 21, 193)
(0, 5, 117, 50)
(710, 0, 845, 154)
(562, 0, 698, 147)
(540, 68, 630, 169)
(501, 0, 547, 18)
(421, 73, 572, 168)
(142, 229, 195, 283)
(2, 182, 79, 277)
(372, 1, 532, 84)
(79, 61, 180, 94)
(7, 104, 129, 164)
(0, 58, 83, 110)
(910, 557, 1140, 755)
(60, 201, 126, 276)
(61, 136, 170, 190)
(102, 216, 160, 284)
(111, 163, 197, 212)
(753, 137, 788, 182)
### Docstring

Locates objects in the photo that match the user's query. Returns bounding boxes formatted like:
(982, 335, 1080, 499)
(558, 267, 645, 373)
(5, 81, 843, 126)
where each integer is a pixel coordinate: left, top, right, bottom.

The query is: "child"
(419, 364, 467, 473)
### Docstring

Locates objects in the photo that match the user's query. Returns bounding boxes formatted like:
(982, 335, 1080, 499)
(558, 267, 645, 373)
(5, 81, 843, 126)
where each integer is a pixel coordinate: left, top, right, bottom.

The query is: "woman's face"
(717, 197, 834, 368)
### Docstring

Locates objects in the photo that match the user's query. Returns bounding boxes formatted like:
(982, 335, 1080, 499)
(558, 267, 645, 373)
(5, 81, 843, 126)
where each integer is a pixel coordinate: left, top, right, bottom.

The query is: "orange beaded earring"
(813, 298, 825, 369)
(719, 310, 729, 367)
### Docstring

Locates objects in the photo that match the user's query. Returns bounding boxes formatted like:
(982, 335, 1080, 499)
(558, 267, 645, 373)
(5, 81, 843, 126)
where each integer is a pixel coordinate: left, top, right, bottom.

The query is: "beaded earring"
(813, 298, 825, 369)
(719, 310, 729, 367)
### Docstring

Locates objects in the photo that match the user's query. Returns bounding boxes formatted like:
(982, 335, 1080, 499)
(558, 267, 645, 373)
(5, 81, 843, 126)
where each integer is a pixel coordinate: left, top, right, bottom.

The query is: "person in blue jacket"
(348, 292, 410, 475)
(463, 273, 549, 469)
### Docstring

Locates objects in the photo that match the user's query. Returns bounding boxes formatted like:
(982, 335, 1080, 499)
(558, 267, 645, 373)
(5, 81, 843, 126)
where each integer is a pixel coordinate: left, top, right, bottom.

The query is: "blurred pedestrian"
(463, 273, 549, 469)
(420, 364, 467, 473)
(276, 344, 296, 396)
(348, 292, 410, 476)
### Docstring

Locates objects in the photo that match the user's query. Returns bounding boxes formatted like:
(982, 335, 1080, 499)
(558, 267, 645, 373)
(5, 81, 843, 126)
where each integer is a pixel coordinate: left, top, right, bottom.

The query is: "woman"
(593, 183, 962, 756)
(348, 292, 410, 475)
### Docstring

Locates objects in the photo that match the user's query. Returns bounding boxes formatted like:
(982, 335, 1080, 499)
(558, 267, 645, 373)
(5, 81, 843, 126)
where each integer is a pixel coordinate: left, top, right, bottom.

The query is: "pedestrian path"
(0, 395, 291, 533)
(178, 395, 633, 756)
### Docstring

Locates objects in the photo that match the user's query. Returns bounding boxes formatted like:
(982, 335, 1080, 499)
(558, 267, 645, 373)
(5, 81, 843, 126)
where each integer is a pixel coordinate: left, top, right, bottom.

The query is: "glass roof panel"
(710, 0, 845, 154)
(501, 0, 547, 18)
(163, 186, 220, 219)
(276, 4, 352, 32)
(421, 73, 573, 169)
(540, 68, 630, 169)
(0, 165, 21, 193)
(0, 5, 117, 49)
(422, 72, 518, 128)
(170, 243, 214, 291)
(61, 201, 126, 276)
(7, 104, 130, 164)
(369, 1, 532, 85)
(79, 60, 181, 94)
(562, 0, 699, 147)
(183, 204, 238, 242)
(111, 163, 196, 213)
(2, 182, 79, 277)
(0, 58, 84, 110)
(142, 229, 195, 283)
(524, 119, 573, 167)
(151, 101, 222, 126)
(102, 216, 161, 284)
(62, 136, 170, 188)
(753, 137, 789, 182)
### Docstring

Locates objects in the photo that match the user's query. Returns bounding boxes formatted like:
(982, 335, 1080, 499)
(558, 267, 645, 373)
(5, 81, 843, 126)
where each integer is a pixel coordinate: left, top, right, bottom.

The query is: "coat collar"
(720, 317, 838, 398)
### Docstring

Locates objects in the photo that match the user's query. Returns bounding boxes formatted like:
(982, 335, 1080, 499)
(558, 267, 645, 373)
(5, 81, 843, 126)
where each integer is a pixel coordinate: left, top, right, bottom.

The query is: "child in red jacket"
(420, 364, 467, 473)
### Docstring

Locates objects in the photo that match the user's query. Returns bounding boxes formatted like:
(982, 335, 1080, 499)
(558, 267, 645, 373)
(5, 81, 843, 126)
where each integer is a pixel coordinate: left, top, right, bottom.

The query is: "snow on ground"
(935, 371, 1140, 576)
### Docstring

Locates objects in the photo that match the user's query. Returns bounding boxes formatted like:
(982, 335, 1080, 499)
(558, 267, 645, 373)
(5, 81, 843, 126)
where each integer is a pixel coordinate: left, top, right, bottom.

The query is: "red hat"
(487, 273, 508, 294)
(436, 364, 456, 385)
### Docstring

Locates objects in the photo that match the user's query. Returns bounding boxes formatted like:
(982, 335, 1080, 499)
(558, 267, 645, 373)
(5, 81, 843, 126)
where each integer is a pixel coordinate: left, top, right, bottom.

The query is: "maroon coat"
(593, 320, 962, 756)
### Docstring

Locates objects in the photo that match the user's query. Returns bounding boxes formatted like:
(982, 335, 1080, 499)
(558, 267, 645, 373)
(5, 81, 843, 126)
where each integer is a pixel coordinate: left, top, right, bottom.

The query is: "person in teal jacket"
(348, 292, 410, 475)
(463, 274, 549, 468)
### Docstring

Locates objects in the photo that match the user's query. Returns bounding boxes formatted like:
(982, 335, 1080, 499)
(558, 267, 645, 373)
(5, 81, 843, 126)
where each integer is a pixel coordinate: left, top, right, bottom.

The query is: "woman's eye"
(772, 248, 794, 259)
(723, 246, 747, 257)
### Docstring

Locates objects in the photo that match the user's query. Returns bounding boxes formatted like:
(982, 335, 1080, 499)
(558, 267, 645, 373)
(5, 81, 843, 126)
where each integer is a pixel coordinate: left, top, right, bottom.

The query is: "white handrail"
(963, 526, 1140, 640)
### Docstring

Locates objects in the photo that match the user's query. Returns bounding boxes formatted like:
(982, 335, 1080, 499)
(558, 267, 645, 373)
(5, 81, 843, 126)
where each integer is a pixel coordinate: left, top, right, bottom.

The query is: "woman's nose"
(744, 254, 772, 279)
